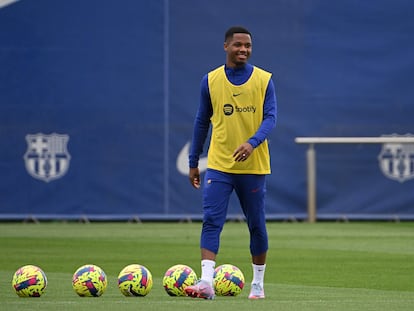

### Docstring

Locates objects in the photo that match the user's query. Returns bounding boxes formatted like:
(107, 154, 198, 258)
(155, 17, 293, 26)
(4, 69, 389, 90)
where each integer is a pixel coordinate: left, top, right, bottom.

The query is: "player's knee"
(203, 210, 226, 229)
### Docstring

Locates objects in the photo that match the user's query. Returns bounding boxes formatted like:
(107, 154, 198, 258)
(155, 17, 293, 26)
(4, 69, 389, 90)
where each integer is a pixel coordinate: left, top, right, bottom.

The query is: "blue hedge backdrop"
(1, 0, 413, 220)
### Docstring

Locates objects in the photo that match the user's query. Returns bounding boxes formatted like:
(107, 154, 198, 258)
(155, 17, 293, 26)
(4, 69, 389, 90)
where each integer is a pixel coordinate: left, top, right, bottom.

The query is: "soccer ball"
(162, 264, 198, 296)
(213, 264, 245, 296)
(118, 264, 153, 296)
(12, 265, 47, 297)
(72, 264, 107, 297)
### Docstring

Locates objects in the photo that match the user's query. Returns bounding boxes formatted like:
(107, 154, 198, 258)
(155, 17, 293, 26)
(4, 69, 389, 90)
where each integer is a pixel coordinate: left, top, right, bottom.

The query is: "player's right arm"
(189, 167, 201, 189)
(188, 75, 212, 188)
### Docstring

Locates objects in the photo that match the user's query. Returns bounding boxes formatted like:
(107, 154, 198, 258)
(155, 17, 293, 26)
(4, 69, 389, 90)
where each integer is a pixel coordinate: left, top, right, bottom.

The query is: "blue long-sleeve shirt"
(189, 63, 277, 168)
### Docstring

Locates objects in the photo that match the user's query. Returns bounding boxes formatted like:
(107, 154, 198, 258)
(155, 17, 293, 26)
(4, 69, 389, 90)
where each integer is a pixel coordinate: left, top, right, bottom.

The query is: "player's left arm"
(248, 78, 277, 148)
(234, 79, 277, 161)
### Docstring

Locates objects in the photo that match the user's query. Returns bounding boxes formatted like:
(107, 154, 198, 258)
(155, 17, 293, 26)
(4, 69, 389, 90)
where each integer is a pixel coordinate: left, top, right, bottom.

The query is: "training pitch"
(0, 221, 413, 311)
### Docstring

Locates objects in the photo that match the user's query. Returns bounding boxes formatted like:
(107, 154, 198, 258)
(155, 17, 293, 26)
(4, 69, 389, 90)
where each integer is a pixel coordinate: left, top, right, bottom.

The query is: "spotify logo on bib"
(223, 104, 234, 116)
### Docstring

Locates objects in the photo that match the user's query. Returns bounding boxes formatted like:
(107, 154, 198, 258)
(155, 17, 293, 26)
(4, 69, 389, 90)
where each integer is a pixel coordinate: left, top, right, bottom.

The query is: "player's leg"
(186, 169, 233, 299)
(235, 174, 268, 299)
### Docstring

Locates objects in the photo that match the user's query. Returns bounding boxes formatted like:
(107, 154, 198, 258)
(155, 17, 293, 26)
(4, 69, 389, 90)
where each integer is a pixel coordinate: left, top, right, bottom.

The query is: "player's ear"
(223, 41, 228, 52)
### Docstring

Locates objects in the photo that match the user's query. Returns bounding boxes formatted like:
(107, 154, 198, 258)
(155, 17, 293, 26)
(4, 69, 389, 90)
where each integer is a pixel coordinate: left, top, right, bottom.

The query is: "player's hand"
(233, 142, 253, 162)
(189, 167, 201, 189)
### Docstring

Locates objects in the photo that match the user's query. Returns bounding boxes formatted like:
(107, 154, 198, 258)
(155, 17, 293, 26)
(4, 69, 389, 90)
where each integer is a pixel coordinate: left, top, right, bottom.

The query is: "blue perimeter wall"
(1, 0, 413, 221)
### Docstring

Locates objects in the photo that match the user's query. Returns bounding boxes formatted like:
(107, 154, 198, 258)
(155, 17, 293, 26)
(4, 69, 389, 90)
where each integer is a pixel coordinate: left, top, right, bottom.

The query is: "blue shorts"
(200, 169, 268, 256)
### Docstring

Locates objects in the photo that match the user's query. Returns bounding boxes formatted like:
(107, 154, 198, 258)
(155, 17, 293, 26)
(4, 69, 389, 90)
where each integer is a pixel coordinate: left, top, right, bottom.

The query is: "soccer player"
(185, 26, 277, 300)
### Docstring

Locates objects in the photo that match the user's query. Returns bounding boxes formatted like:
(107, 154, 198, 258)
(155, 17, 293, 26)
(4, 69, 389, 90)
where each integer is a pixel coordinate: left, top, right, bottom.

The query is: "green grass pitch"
(0, 221, 413, 310)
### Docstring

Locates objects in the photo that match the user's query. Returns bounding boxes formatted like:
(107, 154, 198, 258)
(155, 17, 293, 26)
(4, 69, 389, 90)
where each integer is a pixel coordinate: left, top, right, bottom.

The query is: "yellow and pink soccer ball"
(162, 264, 197, 296)
(118, 264, 153, 296)
(12, 265, 47, 297)
(72, 264, 107, 297)
(213, 264, 245, 296)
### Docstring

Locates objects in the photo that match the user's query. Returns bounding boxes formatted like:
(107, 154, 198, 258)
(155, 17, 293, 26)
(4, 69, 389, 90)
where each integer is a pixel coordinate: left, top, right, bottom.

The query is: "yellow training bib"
(207, 65, 272, 174)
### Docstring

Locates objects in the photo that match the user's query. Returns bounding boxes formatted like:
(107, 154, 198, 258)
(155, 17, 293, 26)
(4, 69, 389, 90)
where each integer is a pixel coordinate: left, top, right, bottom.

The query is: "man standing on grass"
(186, 25, 277, 300)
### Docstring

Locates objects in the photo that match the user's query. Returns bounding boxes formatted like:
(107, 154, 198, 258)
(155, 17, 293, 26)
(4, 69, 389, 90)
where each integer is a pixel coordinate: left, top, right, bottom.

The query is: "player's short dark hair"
(224, 26, 252, 42)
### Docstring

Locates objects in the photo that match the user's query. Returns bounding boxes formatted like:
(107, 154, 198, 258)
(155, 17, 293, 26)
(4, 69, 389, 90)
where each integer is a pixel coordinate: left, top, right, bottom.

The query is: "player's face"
(224, 33, 252, 67)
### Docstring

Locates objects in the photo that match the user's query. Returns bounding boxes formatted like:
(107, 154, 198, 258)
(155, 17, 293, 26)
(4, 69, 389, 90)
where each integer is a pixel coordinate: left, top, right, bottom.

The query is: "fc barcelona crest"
(378, 134, 414, 183)
(24, 133, 71, 182)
